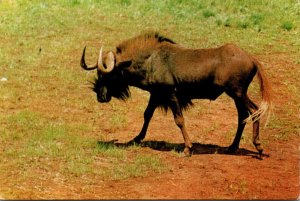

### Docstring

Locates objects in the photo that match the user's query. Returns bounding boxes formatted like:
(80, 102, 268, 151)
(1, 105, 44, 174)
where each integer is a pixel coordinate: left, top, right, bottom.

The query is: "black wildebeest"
(80, 32, 272, 157)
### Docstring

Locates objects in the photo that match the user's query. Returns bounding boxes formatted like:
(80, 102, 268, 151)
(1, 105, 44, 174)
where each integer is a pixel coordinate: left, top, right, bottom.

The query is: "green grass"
(281, 21, 294, 31)
(107, 154, 167, 180)
(0, 0, 299, 199)
(0, 110, 165, 182)
(203, 9, 216, 18)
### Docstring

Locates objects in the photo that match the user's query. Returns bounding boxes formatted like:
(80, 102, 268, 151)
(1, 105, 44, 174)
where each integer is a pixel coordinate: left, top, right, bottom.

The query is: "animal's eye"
(116, 47, 122, 54)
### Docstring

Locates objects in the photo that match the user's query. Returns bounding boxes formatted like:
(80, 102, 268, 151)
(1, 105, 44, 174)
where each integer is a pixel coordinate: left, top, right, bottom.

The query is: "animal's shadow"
(97, 140, 269, 159)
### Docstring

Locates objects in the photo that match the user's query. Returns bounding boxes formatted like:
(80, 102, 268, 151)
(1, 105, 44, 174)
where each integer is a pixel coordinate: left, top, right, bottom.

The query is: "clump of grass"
(251, 13, 265, 25)
(237, 20, 250, 29)
(215, 18, 223, 26)
(224, 17, 233, 27)
(281, 21, 294, 31)
(203, 9, 215, 18)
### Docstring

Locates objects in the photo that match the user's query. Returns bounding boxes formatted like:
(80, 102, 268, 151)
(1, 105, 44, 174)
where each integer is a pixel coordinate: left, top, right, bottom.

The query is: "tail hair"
(244, 57, 273, 127)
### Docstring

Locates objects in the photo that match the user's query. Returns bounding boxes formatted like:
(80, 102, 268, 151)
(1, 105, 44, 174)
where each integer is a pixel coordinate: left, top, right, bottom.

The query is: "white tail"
(244, 57, 273, 127)
(244, 101, 273, 127)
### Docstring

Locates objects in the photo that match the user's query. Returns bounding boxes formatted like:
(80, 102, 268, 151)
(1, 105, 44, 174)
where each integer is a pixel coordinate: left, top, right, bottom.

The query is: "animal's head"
(80, 46, 131, 103)
(80, 32, 176, 103)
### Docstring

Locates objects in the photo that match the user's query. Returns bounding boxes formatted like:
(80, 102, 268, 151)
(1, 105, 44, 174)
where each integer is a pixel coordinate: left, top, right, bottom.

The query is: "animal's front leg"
(169, 96, 193, 156)
(132, 94, 158, 144)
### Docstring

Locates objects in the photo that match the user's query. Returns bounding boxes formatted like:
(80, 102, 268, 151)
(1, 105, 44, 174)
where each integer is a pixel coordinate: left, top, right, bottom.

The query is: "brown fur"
(244, 56, 273, 126)
(115, 32, 176, 64)
(81, 32, 273, 157)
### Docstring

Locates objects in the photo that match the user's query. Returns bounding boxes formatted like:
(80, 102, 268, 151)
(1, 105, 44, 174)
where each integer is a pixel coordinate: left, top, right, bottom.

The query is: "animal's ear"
(118, 60, 132, 68)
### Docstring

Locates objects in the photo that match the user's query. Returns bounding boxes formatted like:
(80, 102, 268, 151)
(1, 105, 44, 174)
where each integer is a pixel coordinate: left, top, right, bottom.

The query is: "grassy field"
(0, 0, 299, 199)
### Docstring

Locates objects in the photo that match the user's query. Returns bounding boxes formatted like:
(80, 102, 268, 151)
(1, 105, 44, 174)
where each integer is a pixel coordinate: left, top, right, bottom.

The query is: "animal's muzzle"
(97, 87, 111, 103)
(97, 94, 111, 103)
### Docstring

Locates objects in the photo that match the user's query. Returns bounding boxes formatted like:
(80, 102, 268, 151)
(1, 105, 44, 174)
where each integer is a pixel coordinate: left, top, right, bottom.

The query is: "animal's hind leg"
(229, 95, 264, 156)
(228, 97, 249, 153)
(248, 98, 264, 157)
(169, 95, 192, 156)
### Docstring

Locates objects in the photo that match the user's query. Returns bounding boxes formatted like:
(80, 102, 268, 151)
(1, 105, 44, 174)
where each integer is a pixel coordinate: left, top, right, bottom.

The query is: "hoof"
(255, 144, 263, 156)
(227, 145, 238, 153)
(183, 147, 192, 157)
(258, 149, 263, 159)
(133, 137, 142, 144)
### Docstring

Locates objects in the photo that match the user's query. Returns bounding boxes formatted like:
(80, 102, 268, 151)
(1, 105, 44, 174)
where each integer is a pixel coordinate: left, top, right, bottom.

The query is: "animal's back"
(116, 32, 176, 62)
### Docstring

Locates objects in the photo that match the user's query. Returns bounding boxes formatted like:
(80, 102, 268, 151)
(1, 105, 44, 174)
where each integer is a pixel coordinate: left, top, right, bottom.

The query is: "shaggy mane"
(116, 32, 176, 60)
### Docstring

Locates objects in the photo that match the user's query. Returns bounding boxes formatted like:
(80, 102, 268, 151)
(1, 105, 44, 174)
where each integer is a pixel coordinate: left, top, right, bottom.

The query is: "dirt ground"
(75, 53, 299, 200)
(1, 53, 299, 199)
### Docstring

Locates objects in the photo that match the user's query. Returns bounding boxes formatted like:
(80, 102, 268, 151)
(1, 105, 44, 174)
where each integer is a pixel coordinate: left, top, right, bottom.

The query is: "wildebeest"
(80, 32, 272, 157)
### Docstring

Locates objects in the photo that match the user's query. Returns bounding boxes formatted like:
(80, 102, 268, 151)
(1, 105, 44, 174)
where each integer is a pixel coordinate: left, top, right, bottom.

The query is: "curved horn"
(80, 46, 98, 71)
(97, 46, 115, 74)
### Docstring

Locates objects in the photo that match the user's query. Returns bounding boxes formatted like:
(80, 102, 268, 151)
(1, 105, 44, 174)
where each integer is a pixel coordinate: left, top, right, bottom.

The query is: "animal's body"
(81, 32, 272, 157)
